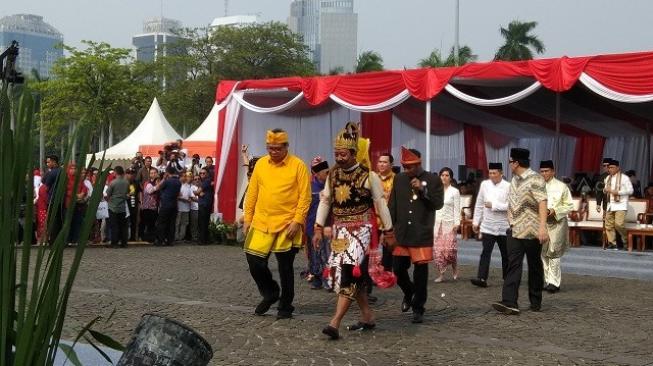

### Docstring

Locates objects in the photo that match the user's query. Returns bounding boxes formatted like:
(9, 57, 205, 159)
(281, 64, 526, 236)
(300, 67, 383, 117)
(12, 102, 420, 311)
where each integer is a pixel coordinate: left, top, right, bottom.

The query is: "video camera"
(1, 41, 25, 84)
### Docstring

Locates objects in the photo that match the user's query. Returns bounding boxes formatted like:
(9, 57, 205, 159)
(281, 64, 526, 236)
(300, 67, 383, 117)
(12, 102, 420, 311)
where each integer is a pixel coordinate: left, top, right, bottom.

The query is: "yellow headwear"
(334, 122, 359, 151)
(357, 137, 371, 169)
(266, 130, 289, 144)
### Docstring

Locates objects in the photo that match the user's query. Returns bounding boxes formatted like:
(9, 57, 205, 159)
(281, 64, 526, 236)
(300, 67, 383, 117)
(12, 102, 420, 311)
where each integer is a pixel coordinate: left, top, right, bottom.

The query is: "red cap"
(400, 146, 421, 165)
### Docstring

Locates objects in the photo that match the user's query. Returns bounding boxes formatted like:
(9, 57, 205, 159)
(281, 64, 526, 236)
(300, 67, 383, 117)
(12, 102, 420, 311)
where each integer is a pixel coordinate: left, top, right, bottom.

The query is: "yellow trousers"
(605, 210, 626, 245)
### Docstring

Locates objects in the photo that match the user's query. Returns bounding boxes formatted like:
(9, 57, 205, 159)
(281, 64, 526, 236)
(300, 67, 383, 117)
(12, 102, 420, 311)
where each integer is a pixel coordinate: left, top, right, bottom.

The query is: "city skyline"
(2, 0, 653, 71)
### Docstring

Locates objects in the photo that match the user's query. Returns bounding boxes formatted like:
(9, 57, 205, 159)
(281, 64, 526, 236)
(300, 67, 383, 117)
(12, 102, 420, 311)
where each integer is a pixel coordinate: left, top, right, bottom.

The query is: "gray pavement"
(59, 242, 653, 365)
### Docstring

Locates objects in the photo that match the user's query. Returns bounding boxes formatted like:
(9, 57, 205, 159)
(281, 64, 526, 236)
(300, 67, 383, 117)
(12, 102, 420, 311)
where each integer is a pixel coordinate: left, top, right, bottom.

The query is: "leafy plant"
(0, 84, 123, 365)
(208, 221, 238, 245)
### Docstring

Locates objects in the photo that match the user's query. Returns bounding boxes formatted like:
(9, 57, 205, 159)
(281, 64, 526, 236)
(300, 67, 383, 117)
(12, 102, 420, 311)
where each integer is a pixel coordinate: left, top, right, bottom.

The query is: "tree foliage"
(418, 45, 477, 68)
(355, 51, 384, 73)
(494, 20, 545, 61)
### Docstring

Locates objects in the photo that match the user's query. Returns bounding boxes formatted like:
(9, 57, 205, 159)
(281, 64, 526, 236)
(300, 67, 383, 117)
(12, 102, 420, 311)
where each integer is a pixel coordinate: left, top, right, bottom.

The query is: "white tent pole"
(647, 121, 651, 187)
(554, 93, 561, 168)
(426, 100, 432, 171)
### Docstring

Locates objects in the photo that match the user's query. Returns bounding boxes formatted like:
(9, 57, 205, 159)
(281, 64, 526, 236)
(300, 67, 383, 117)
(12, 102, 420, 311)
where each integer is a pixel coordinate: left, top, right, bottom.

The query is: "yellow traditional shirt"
(244, 154, 311, 233)
(377, 171, 395, 229)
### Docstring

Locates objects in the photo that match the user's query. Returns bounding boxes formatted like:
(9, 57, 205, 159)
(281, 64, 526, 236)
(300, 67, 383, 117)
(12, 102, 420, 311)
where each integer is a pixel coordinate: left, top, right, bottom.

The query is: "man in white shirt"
(471, 162, 510, 288)
(601, 159, 634, 250)
(175, 172, 193, 241)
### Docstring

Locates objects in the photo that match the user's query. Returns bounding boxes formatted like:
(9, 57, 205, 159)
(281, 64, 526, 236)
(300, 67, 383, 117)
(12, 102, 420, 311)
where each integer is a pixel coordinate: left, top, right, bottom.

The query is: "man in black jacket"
(388, 147, 444, 323)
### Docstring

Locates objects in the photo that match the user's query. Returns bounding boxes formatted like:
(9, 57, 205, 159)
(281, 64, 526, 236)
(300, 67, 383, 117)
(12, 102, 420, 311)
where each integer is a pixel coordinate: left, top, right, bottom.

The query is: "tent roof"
(94, 98, 181, 160)
(186, 102, 220, 141)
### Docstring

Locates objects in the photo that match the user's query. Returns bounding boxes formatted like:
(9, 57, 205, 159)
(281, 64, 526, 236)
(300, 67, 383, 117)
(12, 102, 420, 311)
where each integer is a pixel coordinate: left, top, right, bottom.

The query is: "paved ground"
(59, 240, 653, 365)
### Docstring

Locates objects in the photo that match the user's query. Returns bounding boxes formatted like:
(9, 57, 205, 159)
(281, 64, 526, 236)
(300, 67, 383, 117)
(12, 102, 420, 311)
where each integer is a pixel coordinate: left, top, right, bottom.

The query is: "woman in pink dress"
(433, 167, 461, 282)
(34, 169, 49, 244)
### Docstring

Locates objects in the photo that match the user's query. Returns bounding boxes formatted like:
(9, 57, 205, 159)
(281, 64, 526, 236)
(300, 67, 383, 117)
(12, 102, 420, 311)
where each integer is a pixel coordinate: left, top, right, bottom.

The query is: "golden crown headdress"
(334, 122, 360, 151)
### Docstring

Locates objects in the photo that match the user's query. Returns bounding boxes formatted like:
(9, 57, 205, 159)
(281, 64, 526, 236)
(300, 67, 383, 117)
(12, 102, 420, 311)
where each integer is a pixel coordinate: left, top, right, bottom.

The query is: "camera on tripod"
(1, 40, 25, 84)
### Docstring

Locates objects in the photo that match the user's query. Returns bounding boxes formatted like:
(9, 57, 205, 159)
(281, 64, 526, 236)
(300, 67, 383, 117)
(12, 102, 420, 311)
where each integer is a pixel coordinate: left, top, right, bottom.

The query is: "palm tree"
(355, 51, 384, 73)
(419, 46, 477, 68)
(418, 49, 446, 68)
(445, 45, 477, 66)
(494, 20, 545, 61)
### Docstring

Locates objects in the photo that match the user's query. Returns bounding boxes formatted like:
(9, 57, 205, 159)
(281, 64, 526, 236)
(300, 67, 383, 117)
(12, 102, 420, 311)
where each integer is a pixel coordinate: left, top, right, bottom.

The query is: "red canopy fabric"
(217, 50, 653, 106)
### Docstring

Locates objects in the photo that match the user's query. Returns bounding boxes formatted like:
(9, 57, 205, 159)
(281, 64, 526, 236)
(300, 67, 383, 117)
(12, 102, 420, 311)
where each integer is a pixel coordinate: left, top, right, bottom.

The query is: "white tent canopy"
(186, 102, 220, 141)
(91, 98, 181, 161)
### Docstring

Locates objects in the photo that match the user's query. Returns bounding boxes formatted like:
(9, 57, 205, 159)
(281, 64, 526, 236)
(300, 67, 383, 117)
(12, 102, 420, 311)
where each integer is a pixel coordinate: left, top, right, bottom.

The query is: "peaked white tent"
(91, 98, 181, 161)
(186, 102, 219, 141)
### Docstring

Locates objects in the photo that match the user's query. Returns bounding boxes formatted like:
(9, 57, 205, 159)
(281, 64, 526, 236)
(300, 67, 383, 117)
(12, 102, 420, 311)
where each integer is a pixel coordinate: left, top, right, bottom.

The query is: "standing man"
(140, 167, 160, 243)
(43, 154, 62, 244)
(595, 158, 612, 212)
(539, 160, 574, 293)
(136, 156, 153, 188)
(492, 148, 548, 315)
(153, 165, 182, 246)
(306, 156, 330, 290)
(204, 156, 215, 181)
(601, 160, 634, 250)
(197, 167, 214, 245)
(313, 123, 396, 339)
(105, 166, 129, 248)
(470, 162, 510, 288)
(243, 128, 311, 319)
(376, 152, 396, 271)
(388, 147, 443, 324)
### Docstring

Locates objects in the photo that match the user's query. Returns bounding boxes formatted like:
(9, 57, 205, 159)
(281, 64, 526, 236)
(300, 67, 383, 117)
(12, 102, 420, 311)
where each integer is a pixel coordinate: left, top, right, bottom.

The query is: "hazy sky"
(3, 0, 653, 69)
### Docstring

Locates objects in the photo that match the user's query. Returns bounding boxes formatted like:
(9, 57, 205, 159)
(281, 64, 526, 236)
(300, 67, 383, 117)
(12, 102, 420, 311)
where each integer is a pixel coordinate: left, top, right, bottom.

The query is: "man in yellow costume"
(243, 128, 311, 319)
(313, 122, 396, 340)
(539, 160, 574, 293)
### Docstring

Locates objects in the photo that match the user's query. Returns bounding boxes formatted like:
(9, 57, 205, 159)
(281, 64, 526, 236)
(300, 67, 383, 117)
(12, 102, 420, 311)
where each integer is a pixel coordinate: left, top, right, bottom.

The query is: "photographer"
(131, 151, 145, 172)
(190, 154, 202, 176)
(166, 150, 184, 175)
(155, 150, 167, 174)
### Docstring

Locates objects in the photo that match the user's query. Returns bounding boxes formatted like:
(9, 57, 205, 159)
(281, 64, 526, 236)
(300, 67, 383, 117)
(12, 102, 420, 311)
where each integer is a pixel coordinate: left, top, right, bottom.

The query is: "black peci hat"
(539, 160, 554, 169)
(510, 148, 530, 161)
(488, 162, 502, 170)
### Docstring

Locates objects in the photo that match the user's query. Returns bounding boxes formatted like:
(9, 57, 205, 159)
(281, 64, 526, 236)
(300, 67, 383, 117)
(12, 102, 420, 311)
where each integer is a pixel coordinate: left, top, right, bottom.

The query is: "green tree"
(419, 45, 477, 68)
(39, 41, 157, 152)
(328, 66, 345, 75)
(494, 20, 545, 61)
(355, 51, 384, 73)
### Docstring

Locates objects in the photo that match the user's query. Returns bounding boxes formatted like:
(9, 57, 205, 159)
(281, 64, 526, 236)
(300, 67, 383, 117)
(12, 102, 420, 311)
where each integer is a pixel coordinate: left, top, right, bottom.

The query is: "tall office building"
(0, 14, 63, 79)
(132, 17, 186, 62)
(210, 15, 259, 29)
(288, 0, 357, 74)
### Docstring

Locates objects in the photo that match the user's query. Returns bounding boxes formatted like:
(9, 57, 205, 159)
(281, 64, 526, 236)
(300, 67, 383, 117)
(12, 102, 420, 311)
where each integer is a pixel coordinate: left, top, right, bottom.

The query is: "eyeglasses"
(508, 160, 516, 164)
(266, 145, 286, 152)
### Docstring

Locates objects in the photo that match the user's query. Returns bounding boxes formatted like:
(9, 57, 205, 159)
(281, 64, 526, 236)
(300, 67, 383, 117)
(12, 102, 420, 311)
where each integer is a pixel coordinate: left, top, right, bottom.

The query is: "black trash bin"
(117, 314, 213, 366)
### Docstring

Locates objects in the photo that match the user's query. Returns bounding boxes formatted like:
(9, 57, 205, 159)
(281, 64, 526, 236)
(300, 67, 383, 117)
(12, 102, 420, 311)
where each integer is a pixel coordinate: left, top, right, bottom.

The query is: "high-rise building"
(132, 17, 186, 62)
(0, 14, 63, 79)
(210, 15, 259, 29)
(288, 0, 357, 74)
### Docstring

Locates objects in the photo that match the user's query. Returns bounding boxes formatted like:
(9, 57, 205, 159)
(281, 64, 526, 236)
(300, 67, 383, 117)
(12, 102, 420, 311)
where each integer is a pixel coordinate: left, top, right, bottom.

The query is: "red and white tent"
(211, 50, 653, 221)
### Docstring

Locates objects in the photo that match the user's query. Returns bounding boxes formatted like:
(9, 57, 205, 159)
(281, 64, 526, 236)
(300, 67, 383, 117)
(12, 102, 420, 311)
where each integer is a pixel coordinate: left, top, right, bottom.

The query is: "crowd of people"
(31, 138, 215, 248)
(240, 122, 652, 340)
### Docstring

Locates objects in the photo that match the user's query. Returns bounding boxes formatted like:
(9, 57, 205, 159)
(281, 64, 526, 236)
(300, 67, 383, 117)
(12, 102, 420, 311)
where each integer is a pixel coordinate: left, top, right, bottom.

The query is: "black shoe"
(530, 303, 541, 312)
(347, 322, 376, 331)
(276, 310, 293, 319)
(368, 295, 378, 304)
(254, 294, 280, 316)
(470, 278, 488, 288)
(492, 302, 520, 315)
(322, 325, 339, 340)
(546, 285, 560, 293)
(411, 312, 424, 324)
(401, 295, 413, 313)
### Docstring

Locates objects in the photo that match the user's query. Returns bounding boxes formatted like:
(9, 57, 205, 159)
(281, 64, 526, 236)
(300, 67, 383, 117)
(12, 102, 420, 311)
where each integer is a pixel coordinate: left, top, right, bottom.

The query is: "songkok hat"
(602, 157, 612, 164)
(539, 160, 554, 169)
(510, 148, 530, 161)
(334, 122, 359, 151)
(400, 146, 421, 165)
(609, 159, 619, 166)
(488, 162, 502, 170)
(311, 156, 329, 173)
(266, 130, 289, 144)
